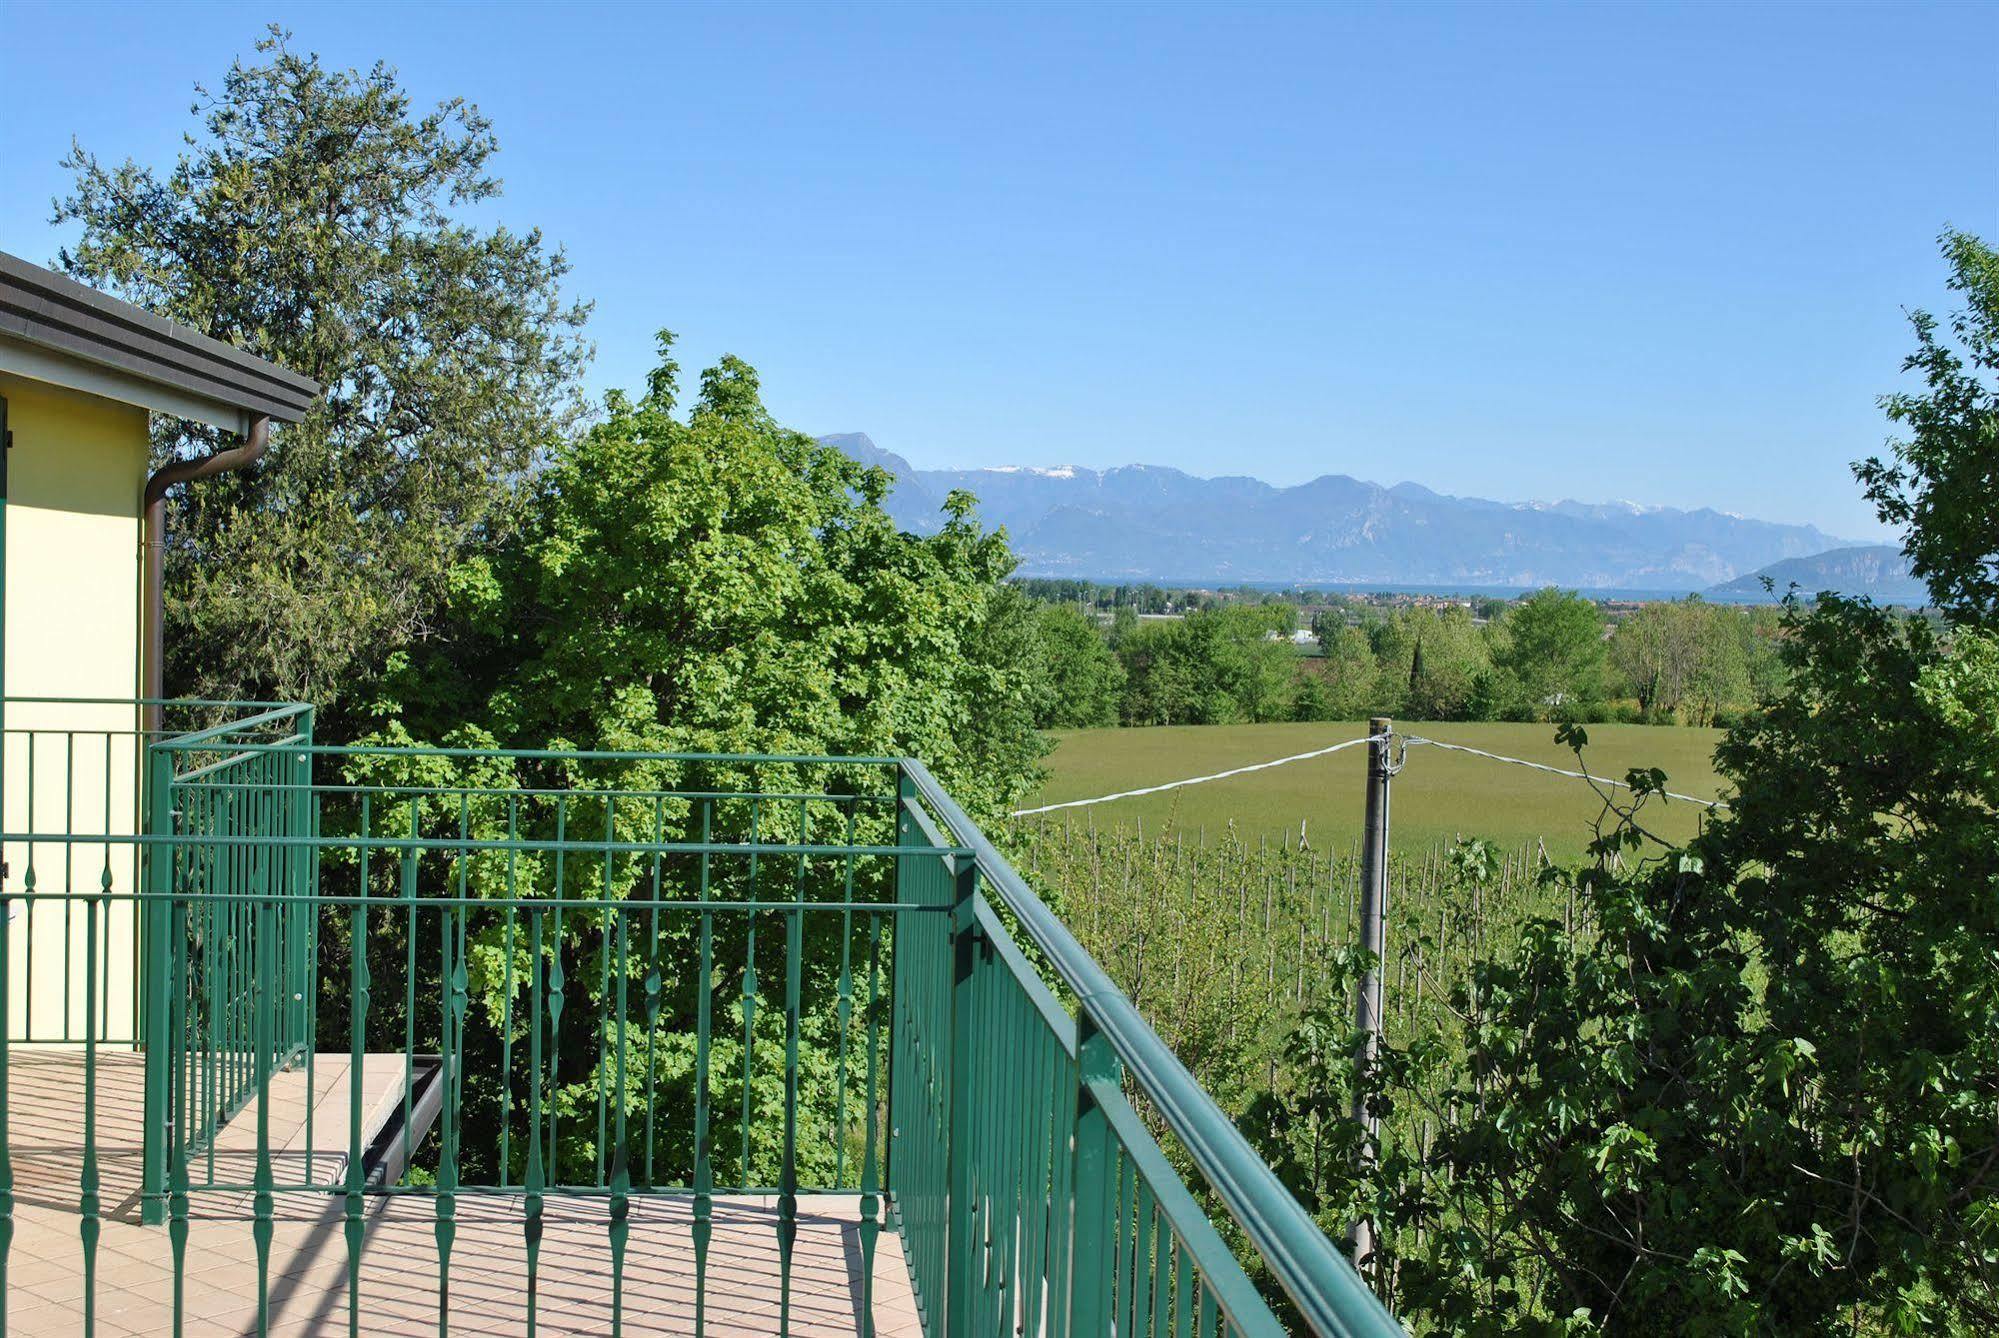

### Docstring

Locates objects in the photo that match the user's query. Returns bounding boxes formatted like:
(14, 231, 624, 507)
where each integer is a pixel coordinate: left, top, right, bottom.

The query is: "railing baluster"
(345, 867, 370, 1338)
(1174, 1235, 1196, 1338)
(168, 883, 191, 1338)
(642, 796, 664, 1190)
(739, 797, 761, 1190)
(857, 905, 884, 1337)
(945, 856, 981, 1337)
(101, 737, 113, 1045)
(609, 901, 630, 1338)
(1023, 1021, 1053, 1338)
(20, 734, 35, 1042)
(1069, 1017, 1118, 1336)
(692, 811, 715, 1337)
(834, 802, 855, 1187)
(524, 905, 546, 1338)
(436, 822, 466, 1335)
(1136, 1182, 1157, 1337)
(779, 845, 804, 1337)
(204, 781, 221, 1187)
(994, 965, 1019, 1334)
(297, 742, 317, 1185)
(252, 871, 275, 1335)
(80, 876, 101, 1335)
(1046, 1034, 1076, 1338)
(62, 736, 72, 1043)
(401, 802, 419, 1182)
(596, 796, 613, 1189)
(500, 796, 518, 1186)
(548, 797, 567, 1183)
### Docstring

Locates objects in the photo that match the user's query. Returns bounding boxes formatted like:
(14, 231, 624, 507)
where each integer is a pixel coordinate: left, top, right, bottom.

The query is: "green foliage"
(1606, 596, 1764, 725)
(1369, 606, 1492, 719)
(1379, 600, 1999, 1333)
(1030, 587, 1779, 730)
(1034, 604, 1126, 728)
(1349, 236, 1999, 1332)
(1117, 605, 1301, 726)
(54, 28, 590, 720)
(1860, 229, 1999, 626)
(323, 338, 1049, 1202)
(374, 333, 1043, 822)
(1491, 589, 1608, 720)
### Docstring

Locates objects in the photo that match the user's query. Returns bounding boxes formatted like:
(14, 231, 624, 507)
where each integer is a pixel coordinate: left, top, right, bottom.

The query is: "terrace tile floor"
(4, 1052, 921, 1336)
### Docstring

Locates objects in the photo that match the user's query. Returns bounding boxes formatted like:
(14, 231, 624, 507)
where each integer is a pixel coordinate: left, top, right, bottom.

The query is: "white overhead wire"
(1009, 735, 1375, 816)
(1010, 729, 1729, 817)
(1399, 735, 1730, 809)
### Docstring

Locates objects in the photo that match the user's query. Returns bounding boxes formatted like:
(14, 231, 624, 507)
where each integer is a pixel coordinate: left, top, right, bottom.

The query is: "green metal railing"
(142, 703, 319, 1218)
(0, 699, 1401, 1336)
(895, 761, 1400, 1338)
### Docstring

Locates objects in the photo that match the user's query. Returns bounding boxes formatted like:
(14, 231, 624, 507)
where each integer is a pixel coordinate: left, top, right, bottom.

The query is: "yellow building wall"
(1, 372, 147, 1043)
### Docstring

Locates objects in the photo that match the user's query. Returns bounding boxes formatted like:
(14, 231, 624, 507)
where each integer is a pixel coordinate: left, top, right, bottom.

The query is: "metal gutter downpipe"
(142, 415, 270, 737)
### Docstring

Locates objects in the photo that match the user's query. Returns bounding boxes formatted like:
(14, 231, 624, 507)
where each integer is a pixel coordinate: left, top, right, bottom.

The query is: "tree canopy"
(54, 28, 590, 719)
(371, 334, 1045, 821)
(1491, 588, 1608, 719)
(1378, 230, 1999, 1334)
(1860, 228, 1999, 627)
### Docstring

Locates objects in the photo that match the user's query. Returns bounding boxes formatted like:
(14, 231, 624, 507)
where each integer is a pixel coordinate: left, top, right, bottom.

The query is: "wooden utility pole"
(1350, 716, 1393, 1272)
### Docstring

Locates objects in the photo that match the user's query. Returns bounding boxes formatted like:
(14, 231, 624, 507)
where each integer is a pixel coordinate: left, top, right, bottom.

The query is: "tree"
(1609, 597, 1753, 724)
(1386, 231, 1999, 1333)
(1492, 588, 1607, 719)
(1315, 622, 1382, 719)
(54, 28, 590, 720)
(1034, 604, 1125, 729)
(1115, 606, 1298, 726)
(1858, 229, 1999, 627)
(374, 335, 1045, 822)
(1368, 606, 1489, 720)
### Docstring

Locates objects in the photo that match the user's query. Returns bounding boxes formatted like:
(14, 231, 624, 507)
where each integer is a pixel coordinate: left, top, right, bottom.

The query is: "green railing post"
(944, 854, 981, 1337)
(140, 740, 175, 1226)
(1067, 1012, 1119, 1336)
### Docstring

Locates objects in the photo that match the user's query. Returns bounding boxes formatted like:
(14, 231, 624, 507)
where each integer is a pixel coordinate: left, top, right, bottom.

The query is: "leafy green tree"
(54, 28, 590, 720)
(1859, 229, 1999, 626)
(375, 334, 1044, 821)
(1287, 670, 1337, 722)
(1315, 622, 1383, 719)
(1034, 604, 1125, 728)
(1383, 231, 1999, 1333)
(1369, 606, 1489, 719)
(1492, 588, 1608, 719)
(1609, 597, 1753, 724)
(337, 339, 1052, 1190)
(1117, 605, 1299, 725)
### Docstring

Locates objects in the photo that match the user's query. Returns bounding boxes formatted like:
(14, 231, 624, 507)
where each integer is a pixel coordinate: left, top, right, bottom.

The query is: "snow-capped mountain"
(818, 434, 1855, 590)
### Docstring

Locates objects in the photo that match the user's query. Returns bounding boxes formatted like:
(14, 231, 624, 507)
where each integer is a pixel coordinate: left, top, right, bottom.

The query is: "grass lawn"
(1019, 720, 1728, 861)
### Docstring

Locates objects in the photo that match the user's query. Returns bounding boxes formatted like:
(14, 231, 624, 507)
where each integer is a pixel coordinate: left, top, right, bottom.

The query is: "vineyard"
(1015, 814, 1587, 1325)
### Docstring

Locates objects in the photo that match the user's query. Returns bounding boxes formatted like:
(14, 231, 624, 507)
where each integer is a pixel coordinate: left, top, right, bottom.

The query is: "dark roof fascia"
(0, 251, 320, 427)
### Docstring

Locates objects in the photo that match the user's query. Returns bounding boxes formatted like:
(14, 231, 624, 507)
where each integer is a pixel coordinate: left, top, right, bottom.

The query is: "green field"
(1019, 720, 1728, 860)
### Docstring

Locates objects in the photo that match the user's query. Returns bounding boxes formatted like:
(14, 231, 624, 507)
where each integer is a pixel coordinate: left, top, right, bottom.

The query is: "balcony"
(0, 698, 1399, 1336)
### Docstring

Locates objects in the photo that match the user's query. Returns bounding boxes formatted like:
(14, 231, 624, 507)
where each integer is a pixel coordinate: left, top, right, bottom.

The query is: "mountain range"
(821, 433, 1873, 594)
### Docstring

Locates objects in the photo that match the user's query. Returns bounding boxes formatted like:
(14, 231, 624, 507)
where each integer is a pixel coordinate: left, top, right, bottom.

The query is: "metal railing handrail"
(900, 757, 1404, 1338)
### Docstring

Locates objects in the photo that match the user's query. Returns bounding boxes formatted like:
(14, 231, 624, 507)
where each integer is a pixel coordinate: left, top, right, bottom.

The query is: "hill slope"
(1707, 544, 1926, 605)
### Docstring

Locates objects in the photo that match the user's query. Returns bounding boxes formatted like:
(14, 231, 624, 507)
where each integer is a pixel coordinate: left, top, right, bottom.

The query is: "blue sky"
(4, 2, 1994, 539)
